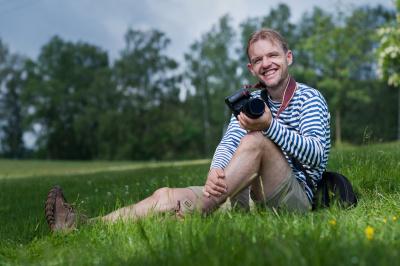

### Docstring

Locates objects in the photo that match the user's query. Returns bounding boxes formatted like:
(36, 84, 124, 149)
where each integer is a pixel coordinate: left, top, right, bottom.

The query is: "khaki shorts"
(187, 173, 311, 213)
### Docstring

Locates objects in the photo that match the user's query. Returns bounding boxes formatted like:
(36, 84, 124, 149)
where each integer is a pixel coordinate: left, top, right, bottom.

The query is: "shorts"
(263, 172, 311, 213)
(187, 172, 311, 213)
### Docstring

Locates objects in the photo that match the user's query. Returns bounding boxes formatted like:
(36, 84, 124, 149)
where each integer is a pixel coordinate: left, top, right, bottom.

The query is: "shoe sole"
(45, 185, 64, 231)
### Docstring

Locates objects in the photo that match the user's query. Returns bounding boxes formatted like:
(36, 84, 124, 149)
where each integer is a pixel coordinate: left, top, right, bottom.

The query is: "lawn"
(0, 143, 399, 265)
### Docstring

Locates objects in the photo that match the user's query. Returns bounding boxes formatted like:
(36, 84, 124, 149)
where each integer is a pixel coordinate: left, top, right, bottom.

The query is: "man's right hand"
(203, 168, 228, 198)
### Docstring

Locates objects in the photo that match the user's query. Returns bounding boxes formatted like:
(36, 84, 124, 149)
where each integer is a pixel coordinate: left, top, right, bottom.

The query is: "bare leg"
(202, 132, 291, 213)
(102, 132, 290, 221)
(231, 187, 250, 210)
(102, 187, 197, 222)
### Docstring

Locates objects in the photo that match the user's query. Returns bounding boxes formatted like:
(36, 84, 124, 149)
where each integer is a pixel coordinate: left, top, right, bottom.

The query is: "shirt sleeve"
(210, 115, 247, 169)
(264, 95, 330, 168)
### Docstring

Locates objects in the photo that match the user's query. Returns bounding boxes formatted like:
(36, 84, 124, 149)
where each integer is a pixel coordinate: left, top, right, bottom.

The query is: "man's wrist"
(208, 167, 222, 175)
(262, 118, 274, 136)
(265, 117, 272, 130)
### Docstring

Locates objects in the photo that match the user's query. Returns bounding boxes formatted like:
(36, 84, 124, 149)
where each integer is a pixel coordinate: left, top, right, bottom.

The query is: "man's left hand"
(238, 104, 272, 132)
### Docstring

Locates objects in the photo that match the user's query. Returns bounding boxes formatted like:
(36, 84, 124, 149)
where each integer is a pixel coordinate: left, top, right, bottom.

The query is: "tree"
(25, 36, 113, 159)
(377, 0, 400, 139)
(291, 7, 333, 86)
(112, 28, 182, 159)
(0, 40, 26, 158)
(295, 6, 393, 145)
(185, 15, 240, 156)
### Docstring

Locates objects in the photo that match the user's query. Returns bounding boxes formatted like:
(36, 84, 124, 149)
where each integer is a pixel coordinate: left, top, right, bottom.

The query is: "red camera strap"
(276, 76, 297, 118)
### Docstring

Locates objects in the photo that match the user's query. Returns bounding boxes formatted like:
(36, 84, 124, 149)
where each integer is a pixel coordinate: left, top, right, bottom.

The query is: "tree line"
(0, 3, 398, 160)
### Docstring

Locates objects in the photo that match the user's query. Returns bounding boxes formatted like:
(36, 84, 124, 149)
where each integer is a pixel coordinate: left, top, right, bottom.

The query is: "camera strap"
(260, 76, 297, 118)
(276, 76, 297, 119)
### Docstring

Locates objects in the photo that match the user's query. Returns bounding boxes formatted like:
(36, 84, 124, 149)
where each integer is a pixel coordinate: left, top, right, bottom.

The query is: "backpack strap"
(291, 157, 319, 209)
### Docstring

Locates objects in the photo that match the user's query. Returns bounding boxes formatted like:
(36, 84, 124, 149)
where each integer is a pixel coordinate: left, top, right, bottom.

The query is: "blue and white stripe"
(210, 82, 331, 202)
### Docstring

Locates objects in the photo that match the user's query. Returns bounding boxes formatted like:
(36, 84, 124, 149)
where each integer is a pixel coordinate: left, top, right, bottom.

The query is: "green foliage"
(0, 143, 399, 265)
(24, 36, 114, 159)
(377, 0, 400, 88)
(0, 3, 398, 159)
(0, 40, 26, 158)
(377, 0, 400, 140)
(292, 5, 394, 144)
(111, 28, 188, 160)
(185, 15, 239, 155)
(340, 80, 398, 143)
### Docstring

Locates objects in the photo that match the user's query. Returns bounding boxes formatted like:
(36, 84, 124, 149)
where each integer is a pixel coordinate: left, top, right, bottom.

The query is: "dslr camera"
(225, 88, 265, 119)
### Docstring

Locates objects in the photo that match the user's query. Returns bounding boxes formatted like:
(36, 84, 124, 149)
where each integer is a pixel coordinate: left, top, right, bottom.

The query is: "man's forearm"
(210, 144, 234, 169)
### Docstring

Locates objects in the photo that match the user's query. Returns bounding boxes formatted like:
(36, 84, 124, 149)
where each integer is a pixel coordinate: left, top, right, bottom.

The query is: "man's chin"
(261, 74, 288, 89)
(262, 79, 279, 88)
(258, 74, 277, 85)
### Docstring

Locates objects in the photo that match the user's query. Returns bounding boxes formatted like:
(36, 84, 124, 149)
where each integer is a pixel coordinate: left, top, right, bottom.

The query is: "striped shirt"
(210, 82, 331, 202)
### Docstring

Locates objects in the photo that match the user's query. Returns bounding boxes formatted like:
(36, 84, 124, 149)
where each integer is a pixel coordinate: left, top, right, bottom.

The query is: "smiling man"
(199, 28, 331, 213)
(45, 29, 331, 231)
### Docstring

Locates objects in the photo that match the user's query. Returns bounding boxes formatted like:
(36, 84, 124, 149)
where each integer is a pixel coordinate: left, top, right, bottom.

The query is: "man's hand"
(203, 168, 227, 198)
(238, 104, 272, 132)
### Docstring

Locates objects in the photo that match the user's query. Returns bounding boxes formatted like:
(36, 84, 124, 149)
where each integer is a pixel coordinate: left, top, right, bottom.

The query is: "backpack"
(292, 157, 358, 210)
(312, 171, 358, 210)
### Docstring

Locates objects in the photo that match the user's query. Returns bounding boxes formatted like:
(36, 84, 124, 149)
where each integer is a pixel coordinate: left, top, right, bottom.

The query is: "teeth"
(263, 69, 276, 76)
(267, 70, 275, 74)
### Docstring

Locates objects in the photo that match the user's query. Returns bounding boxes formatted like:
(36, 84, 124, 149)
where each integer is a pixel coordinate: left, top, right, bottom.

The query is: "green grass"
(0, 143, 399, 265)
(0, 159, 210, 179)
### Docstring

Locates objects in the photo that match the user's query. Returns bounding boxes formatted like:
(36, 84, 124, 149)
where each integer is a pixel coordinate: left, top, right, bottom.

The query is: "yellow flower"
(393, 216, 398, 222)
(364, 226, 374, 240)
(383, 218, 387, 224)
(329, 219, 337, 226)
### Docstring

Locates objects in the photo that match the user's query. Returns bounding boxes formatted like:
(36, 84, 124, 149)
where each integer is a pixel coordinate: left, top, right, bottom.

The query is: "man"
(45, 29, 330, 231)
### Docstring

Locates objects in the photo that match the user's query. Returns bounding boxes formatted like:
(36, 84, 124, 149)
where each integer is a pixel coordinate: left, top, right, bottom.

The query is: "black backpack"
(292, 158, 358, 210)
(312, 171, 358, 210)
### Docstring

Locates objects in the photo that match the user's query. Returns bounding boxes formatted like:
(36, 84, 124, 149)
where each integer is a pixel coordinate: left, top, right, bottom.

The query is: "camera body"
(225, 88, 265, 119)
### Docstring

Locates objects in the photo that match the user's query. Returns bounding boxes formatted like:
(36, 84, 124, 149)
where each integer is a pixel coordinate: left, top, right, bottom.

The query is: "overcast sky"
(0, 0, 394, 63)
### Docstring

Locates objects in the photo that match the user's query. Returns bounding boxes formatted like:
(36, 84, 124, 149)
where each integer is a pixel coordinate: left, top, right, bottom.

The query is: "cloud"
(0, 0, 394, 62)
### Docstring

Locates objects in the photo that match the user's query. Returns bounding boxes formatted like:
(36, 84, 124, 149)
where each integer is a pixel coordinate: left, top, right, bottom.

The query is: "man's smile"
(261, 67, 279, 78)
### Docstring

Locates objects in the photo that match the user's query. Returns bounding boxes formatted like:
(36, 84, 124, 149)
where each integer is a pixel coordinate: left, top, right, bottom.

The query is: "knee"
(152, 187, 171, 201)
(239, 131, 268, 152)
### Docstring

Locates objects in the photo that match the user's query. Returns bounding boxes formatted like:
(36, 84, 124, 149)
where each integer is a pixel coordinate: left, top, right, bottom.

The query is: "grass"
(0, 159, 210, 179)
(0, 142, 399, 265)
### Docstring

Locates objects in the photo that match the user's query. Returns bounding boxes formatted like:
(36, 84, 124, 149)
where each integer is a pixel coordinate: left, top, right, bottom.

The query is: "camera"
(225, 88, 265, 119)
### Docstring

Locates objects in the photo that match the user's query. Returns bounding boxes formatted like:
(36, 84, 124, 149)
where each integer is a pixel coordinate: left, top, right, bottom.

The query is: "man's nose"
(261, 56, 270, 67)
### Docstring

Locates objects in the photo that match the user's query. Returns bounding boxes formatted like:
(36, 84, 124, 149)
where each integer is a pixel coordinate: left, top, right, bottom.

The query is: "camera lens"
(243, 98, 265, 119)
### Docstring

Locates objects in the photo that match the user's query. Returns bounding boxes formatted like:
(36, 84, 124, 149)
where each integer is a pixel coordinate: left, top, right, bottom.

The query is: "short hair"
(246, 29, 289, 62)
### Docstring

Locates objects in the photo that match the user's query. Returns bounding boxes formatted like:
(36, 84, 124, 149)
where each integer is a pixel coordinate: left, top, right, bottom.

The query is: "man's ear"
(247, 63, 256, 76)
(287, 50, 293, 66)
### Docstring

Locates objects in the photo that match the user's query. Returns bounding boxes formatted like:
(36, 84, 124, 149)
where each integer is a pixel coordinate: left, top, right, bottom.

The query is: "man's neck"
(265, 75, 290, 102)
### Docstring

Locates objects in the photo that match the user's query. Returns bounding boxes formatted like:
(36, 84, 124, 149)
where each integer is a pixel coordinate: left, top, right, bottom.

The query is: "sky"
(0, 0, 395, 64)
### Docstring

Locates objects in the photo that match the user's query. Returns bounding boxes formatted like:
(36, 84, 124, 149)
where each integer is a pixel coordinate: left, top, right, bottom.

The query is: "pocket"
(280, 182, 311, 213)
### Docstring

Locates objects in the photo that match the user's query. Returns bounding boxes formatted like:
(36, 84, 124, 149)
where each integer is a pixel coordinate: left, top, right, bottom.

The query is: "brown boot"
(45, 186, 82, 232)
